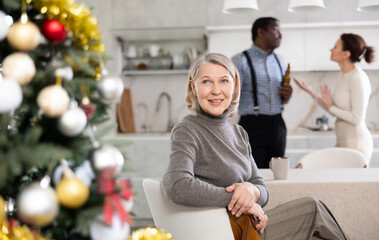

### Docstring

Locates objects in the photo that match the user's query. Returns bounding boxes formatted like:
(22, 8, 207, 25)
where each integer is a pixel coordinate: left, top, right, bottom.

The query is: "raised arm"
(294, 77, 319, 99)
(294, 78, 331, 111)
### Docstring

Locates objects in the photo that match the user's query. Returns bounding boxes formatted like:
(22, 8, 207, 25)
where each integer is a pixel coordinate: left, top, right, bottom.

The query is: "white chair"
(142, 179, 234, 240)
(295, 147, 368, 169)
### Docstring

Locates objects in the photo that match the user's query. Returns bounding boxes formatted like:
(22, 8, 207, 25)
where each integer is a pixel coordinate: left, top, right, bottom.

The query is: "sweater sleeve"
(329, 73, 368, 126)
(161, 124, 234, 208)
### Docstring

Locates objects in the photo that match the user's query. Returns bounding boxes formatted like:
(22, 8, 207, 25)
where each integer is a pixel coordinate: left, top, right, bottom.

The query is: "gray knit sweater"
(162, 110, 269, 208)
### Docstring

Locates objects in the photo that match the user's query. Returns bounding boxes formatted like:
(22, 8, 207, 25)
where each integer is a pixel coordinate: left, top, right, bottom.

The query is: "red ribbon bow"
(98, 169, 134, 226)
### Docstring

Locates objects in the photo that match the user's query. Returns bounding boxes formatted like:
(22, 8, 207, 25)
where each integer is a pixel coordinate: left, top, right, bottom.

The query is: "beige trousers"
(260, 196, 350, 240)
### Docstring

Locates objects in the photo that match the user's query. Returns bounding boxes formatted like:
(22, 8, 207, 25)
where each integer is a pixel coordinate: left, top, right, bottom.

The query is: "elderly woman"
(162, 53, 349, 240)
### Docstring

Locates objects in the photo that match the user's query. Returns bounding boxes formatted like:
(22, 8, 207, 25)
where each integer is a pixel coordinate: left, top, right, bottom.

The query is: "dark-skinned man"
(232, 17, 293, 168)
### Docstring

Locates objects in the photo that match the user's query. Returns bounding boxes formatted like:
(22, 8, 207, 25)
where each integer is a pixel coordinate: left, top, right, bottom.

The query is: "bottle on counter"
(282, 63, 291, 85)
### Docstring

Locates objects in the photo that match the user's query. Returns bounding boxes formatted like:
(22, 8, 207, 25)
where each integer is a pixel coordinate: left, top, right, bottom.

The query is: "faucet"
(137, 103, 150, 132)
(155, 92, 174, 132)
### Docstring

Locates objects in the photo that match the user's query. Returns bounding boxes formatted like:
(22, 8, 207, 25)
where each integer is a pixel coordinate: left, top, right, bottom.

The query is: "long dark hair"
(341, 33, 375, 63)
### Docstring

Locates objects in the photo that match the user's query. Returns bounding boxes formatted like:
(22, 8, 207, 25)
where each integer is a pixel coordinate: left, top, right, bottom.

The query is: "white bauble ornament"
(17, 181, 59, 227)
(37, 85, 70, 117)
(89, 145, 124, 175)
(0, 77, 22, 113)
(97, 75, 124, 100)
(7, 17, 40, 51)
(58, 102, 87, 136)
(2, 52, 36, 85)
(89, 214, 130, 240)
(55, 66, 73, 81)
(75, 160, 95, 186)
(0, 10, 10, 41)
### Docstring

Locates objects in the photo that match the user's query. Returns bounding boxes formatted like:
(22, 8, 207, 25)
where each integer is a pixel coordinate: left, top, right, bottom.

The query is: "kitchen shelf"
(123, 55, 174, 71)
(112, 26, 206, 41)
(112, 26, 207, 76)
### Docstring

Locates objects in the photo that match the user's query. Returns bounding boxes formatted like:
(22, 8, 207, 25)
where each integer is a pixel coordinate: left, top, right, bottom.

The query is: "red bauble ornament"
(41, 19, 67, 44)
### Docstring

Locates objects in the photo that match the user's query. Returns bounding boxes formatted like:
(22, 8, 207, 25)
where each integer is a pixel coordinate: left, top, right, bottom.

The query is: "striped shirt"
(232, 44, 286, 116)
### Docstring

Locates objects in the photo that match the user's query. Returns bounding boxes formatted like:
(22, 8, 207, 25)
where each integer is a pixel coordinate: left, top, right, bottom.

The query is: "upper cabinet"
(112, 21, 379, 75)
(282, 22, 379, 71)
(207, 21, 379, 71)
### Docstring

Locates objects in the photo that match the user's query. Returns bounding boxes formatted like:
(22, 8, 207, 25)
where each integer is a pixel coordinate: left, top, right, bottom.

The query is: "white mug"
(269, 157, 289, 180)
(126, 45, 137, 58)
(149, 44, 160, 57)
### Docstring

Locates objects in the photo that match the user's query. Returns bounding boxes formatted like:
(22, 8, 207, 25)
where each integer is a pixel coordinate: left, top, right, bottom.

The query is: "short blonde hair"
(185, 52, 240, 116)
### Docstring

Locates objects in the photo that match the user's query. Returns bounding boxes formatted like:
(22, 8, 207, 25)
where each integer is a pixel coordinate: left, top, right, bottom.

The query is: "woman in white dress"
(295, 33, 374, 163)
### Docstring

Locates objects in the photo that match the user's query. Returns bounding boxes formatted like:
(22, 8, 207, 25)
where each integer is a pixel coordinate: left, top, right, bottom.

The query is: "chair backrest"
(296, 147, 368, 169)
(142, 179, 234, 240)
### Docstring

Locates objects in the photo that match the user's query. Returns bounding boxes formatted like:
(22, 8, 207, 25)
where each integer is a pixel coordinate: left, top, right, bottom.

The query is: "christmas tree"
(0, 0, 133, 239)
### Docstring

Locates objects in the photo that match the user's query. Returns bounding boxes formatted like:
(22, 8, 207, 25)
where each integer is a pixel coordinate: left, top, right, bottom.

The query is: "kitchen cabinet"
(112, 27, 207, 76)
(207, 21, 379, 71)
(290, 22, 379, 71)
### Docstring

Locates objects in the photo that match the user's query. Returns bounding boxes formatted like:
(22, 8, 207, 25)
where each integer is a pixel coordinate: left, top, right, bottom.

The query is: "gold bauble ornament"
(7, 17, 40, 51)
(6, 224, 50, 240)
(56, 177, 89, 208)
(2, 52, 36, 85)
(128, 227, 173, 240)
(37, 84, 70, 117)
(17, 179, 59, 227)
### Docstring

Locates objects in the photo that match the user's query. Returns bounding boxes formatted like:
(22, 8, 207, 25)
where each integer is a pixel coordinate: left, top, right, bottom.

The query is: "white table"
(258, 168, 379, 240)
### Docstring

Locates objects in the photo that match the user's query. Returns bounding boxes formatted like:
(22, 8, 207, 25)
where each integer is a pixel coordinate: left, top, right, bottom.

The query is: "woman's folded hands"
(226, 182, 268, 233)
